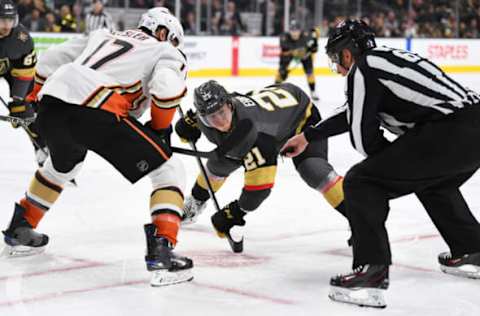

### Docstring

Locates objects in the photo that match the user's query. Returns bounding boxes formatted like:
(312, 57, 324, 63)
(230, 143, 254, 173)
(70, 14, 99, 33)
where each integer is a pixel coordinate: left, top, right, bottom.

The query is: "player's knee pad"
(297, 158, 344, 208)
(148, 157, 186, 218)
(148, 156, 186, 192)
(297, 157, 335, 189)
(40, 156, 82, 187)
(26, 158, 81, 211)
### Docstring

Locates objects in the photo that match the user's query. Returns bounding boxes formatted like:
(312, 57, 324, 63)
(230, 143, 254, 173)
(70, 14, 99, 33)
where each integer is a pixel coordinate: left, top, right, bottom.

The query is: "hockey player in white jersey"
(2, 7, 193, 287)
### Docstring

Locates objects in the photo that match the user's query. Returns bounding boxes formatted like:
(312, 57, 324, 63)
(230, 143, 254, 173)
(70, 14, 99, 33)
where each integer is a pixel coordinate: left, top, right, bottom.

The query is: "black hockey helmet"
(194, 80, 234, 128)
(0, 0, 18, 30)
(0, 0, 16, 19)
(194, 80, 231, 116)
(325, 19, 376, 64)
(289, 19, 301, 31)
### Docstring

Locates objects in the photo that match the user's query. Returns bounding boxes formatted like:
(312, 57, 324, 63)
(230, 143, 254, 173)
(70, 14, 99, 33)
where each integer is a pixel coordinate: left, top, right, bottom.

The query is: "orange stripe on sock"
(20, 198, 45, 228)
(122, 118, 170, 161)
(152, 213, 181, 246)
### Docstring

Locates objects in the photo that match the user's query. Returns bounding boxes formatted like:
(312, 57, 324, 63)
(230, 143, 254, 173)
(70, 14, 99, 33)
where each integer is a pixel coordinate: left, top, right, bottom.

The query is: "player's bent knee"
(40, 157, 83, 186)
(297, 157, 334, 189)
(148, 156, 186, 192)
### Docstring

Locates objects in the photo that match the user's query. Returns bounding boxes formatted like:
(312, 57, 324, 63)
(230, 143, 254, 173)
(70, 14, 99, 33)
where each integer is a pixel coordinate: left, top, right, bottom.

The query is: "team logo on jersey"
(0, 58, 10, 76)
(18, 32, 29, 42)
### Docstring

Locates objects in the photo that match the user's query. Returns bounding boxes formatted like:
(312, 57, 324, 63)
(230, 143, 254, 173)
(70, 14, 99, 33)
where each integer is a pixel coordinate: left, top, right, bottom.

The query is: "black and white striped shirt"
(304, 46, 480, 157)
(85, 11, 115, 34)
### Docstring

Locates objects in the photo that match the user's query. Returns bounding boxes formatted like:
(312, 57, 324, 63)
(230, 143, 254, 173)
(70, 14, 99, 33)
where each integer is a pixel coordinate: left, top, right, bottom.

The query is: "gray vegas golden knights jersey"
(304, 46, 480, 157)
(198, 82, 314, 176)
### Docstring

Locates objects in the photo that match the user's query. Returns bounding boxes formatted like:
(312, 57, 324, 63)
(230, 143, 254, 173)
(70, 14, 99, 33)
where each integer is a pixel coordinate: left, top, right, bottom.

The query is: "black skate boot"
(144, 224, 193, 286)
(2, 203, 49, 257)
(438, 252, 480, 279)
(329, 265, 389, 308)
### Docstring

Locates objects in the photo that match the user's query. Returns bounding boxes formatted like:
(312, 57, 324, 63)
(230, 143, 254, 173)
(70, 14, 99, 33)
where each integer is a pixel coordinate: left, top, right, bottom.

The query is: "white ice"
(1, 74, 480, 316)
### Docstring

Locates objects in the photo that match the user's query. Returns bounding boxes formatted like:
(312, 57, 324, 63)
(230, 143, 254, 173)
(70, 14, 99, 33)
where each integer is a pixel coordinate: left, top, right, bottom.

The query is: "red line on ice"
(0, 279, 297, 307)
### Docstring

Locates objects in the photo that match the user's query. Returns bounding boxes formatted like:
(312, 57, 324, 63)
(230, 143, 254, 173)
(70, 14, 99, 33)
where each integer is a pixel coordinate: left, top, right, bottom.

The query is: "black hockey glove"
(306, 38, 318, 54)
(144, 121, 173, 147)
(8, 98, 35, 128)
(175, 109, 201, 143)
(211, 200, 247, 235)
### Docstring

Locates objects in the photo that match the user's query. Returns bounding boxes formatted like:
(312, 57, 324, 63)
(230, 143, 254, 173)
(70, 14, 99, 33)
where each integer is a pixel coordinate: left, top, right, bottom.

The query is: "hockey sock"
(150, 187, 184, 218)
(152, 213, 181, 246)
(307, 74, 316, 92)
(150, 187, 185, 245)
(22, 171, 63, 227)
(19, 198, 45, 228)
(194, 173, 225, 199)
(321, 175, 345, 210)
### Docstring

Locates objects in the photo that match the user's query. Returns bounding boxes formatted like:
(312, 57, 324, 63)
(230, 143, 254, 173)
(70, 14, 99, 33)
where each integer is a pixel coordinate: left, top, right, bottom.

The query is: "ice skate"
(329, 264, 389, 308)
(438, 252, 480, 279)
(2, 203, 49, 258)
(144, 224, 193, 286)
(310, 90, 320, 102)
(182, 196, 207, 225)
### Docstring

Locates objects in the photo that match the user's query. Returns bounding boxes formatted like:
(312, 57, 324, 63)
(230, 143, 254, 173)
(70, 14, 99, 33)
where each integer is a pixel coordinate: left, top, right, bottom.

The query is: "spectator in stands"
(183, 10, 196, 35)
(44, 11, 60, 32)
(32, 0, 48, 16)
(85, 0, 114, 34)
(22, 7, 46, 31)
(17, 0, 34, 21)
(210, 0, 223, 35)
(219, 0, 244, 35)
(59, 4, 77, 32)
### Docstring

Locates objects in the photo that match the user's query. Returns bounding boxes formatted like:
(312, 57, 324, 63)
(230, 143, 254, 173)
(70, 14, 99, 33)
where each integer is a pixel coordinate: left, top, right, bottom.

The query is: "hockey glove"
(8, 98, 35, 128)
(175, 109, 201, 143)
(211, 200, 247, 236)
(144, 121, 173, 147)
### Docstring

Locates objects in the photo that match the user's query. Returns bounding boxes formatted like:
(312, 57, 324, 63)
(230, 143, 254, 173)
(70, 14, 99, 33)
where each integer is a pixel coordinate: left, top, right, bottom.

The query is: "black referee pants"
(343, 106, 480, 267)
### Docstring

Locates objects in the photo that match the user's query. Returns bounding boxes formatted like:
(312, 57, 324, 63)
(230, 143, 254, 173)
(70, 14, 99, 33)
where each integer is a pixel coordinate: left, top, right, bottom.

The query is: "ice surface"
(1, 74, 479, 316)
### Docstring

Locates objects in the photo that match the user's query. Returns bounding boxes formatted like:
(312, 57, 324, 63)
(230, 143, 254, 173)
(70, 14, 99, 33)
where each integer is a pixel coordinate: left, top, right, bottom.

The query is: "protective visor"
(327, 51, 341, 73)
(198, 103, 232, 128)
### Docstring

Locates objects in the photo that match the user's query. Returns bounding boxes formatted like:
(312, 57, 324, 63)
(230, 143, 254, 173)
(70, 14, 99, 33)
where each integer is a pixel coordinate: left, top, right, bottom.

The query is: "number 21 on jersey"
(249, 87, 298, 111)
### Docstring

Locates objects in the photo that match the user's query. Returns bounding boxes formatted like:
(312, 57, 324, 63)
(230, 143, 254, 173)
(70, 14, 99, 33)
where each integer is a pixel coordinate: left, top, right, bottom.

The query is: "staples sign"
(427, 44, 468, 60)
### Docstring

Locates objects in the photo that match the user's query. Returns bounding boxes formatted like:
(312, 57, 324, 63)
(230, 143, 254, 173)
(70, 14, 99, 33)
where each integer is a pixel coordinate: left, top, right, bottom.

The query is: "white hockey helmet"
(138, 7, 184, 49)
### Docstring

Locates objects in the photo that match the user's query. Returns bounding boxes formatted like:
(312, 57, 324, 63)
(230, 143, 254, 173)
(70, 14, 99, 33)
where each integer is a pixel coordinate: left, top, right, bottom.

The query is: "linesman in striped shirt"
(85, 0, 115, 34)
(283, 19, 480, 308)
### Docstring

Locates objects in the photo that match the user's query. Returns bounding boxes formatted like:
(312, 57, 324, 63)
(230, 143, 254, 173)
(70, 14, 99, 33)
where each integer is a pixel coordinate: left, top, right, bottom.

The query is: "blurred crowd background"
(14, 0, 480, 38)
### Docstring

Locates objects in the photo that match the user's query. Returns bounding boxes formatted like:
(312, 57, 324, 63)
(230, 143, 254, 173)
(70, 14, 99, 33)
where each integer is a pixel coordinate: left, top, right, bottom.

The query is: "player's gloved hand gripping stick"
(176, 107, 250, 253)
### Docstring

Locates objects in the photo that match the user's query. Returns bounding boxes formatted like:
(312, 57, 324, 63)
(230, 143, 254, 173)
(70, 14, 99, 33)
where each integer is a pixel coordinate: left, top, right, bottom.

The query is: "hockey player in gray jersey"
(175, 80, 348, 244)
(283, 19, 480, 308)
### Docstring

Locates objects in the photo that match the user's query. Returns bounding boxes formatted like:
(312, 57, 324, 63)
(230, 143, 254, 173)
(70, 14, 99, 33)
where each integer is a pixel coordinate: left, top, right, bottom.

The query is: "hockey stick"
(177, 107, 243, 253)
(0, 113, 47, 157)
(171, 146, 216, 159)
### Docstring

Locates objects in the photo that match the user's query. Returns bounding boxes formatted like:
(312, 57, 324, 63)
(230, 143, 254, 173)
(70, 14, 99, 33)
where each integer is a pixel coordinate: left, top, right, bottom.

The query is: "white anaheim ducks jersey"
(38, 29, 187, 119)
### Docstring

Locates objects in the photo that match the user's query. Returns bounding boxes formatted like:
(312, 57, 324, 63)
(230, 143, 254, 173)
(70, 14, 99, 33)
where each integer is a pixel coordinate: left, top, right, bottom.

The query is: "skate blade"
(150, 269, 193, 287)
(440, 264, 480, 279)
(328, 286, 386, 308)
(1, 244, 46, 258)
